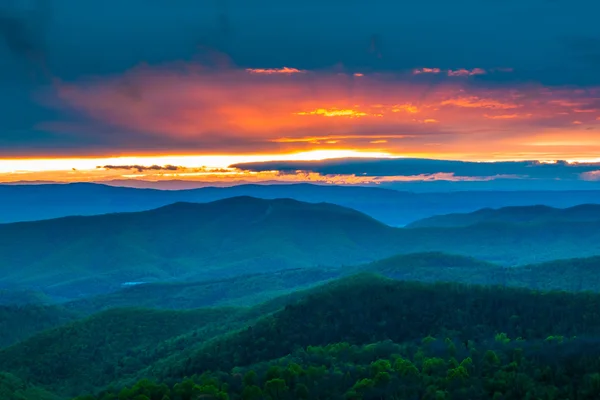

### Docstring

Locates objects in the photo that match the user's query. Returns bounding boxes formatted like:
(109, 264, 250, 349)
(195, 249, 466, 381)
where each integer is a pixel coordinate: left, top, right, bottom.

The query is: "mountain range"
(2, 182, 600, 226)
(3, 197, 600, 300)
(407, 204, 600, 228)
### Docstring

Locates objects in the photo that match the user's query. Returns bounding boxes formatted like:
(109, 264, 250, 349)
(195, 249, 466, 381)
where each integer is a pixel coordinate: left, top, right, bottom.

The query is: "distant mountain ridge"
(2, 182, 600, 226)
(407, 204, 600, 228)
(0, 197, 396, 298)
(3, 197, 600, 300)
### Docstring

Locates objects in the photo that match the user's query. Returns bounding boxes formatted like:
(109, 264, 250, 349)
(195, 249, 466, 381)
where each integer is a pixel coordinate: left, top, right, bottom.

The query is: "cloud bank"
(20, 59, 600, 161)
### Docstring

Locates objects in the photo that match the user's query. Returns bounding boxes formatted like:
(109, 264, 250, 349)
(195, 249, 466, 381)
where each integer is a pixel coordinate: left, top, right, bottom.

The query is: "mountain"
(407, 204, 600, 228)
(357, 252, 502, 283)
(0, 182, 421, 226)
(360, 253, 600, 292)
(7, 274, 600, 399)
(4, 198, 600, 300)
(0, 197, 396, 299)
(505, 256, 600, 292)
(52, 252, 600, 316)
(65, 268, 341, 315)
(5, 252, 598, 356)
(155, 274, 600, 380)
(0, 307, 247, 396)
(0, 289, 53, 306)
(3, 182, 600, 226)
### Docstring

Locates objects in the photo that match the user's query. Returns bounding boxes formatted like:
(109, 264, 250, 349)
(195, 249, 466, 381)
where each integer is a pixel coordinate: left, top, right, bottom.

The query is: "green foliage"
(66, 268, 340, 314)
(75, 337, 600, 400)
(0, 307, 249, 396)
(7, 273, 600, 399)
(0, 372, 61, 400)
(165, 275, 600, 380)
(0, 304, 78, 348)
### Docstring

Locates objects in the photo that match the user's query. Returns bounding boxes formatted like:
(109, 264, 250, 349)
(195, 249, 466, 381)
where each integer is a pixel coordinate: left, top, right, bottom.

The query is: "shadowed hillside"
(65, 268, 341, 315)
(0, 197, 395, 298)
(0, 307, 250, 396)
(3, 198, 600, 300)
(58, 253, 600, 316)
(0, 305, 78, 348)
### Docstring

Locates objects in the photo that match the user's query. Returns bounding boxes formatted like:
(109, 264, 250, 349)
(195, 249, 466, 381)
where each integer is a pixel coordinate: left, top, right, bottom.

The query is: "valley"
(2, 188, 600, 399)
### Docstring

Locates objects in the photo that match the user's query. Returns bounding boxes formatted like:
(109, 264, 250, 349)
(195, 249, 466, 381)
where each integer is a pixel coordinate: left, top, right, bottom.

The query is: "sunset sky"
(2, 0, 600, 185)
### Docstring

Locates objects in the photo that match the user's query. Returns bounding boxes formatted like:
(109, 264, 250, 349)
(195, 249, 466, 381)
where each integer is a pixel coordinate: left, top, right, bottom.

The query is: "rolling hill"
(4, 198, 600, 300)
(0, 197, 396, 299)
(7, 274, 600, 399)
(59, 252, 600, 315)
(148, 274, 600, 381)
(407, 204, 600, 228)
(4, 251, 598, 357)
(360, 253, 600, 292)
(65, 267, 341, 315)
(3, 182, 600, 226)
(0, 289, 53, 306)
(0, 304, 78, 348)
(0, 307, 248, 396)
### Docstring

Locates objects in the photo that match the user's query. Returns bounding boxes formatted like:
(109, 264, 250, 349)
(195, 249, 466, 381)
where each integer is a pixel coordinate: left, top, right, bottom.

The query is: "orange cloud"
(483, 113, 532, 119)
(549, 100, 587, 107)
(272, 135, 409, 143)
(246, 67, 305, 74)
(440, 96, 518, 109)
(391, 104, 420, 114)
(31, 59, 600, 163)
(295, 108, 370, 118)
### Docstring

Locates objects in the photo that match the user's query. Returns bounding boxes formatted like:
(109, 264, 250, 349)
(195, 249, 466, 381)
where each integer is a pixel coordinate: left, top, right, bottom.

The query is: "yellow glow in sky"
(0, 150, 398, 174)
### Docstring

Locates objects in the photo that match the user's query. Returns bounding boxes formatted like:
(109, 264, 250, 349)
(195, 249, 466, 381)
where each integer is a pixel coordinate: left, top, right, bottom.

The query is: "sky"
(2, 0, 600, 186)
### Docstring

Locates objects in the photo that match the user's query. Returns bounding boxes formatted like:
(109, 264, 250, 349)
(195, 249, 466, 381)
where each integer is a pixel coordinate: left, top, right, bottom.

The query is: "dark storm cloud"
(231, 158, 600, 181)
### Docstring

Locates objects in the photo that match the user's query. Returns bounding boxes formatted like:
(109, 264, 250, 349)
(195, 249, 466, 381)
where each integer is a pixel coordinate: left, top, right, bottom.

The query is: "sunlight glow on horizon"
(0, 150, 399, 174)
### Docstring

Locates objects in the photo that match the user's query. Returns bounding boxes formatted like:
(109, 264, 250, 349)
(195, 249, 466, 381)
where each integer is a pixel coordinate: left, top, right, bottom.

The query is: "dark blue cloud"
(232, 158, 600, 181)
(2, 0, 599, 83)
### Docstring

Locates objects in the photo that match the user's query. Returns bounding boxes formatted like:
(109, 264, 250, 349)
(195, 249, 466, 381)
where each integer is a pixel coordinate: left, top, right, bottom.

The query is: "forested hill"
(5, 275, 600, 398)
(3, 199, 600, 300)
(5, 252, 600, 353)
(0, 197, 394, 298)
(407, 203, 600, 228)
